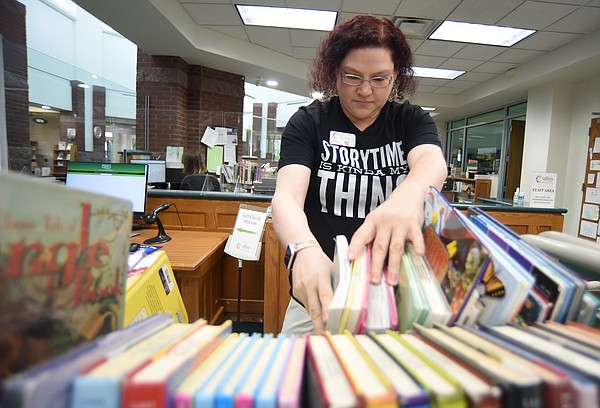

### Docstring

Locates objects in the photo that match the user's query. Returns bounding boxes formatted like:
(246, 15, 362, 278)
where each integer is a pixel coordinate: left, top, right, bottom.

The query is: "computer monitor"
(65, 162, 149, 216)
(130, 159, 167, 184)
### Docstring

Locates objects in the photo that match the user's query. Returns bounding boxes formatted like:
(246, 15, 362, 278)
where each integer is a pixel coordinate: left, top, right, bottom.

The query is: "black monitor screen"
(66, 162, 148, 215)
(130, 159, 166, 183)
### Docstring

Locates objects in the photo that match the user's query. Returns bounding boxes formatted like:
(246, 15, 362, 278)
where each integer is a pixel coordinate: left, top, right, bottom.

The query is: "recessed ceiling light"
(413, 67, 464, 79)
(78, 83, 90, 88)
(421, 106, 436, 111)
(265, 80, 278, 87)
(236, 5, 337, 31)
(41, 105, 51, 110)
(429, 20, 535, 47)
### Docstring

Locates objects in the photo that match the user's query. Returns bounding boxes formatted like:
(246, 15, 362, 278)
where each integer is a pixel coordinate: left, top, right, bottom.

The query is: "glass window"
(465, 122, 503, 175)
(448, 129, 464, 175)
(508, 102, 527, 117)
(449, 119, 465, 129)
(466, 109, 504, 126)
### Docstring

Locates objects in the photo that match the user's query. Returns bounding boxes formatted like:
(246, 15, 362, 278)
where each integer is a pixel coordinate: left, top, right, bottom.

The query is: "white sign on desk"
(529, 172, 557, 208)
(224, 204, 267, 261)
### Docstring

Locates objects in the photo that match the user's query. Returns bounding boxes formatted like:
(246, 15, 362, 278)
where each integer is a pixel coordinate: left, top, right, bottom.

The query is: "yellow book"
(124, 250, 188, 326)
(371, 331, 467, 408)
(327, 331, 397, 407)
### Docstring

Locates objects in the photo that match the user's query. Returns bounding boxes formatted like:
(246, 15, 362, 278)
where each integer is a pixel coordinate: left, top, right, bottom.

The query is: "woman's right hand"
(290, 246, 334, 334)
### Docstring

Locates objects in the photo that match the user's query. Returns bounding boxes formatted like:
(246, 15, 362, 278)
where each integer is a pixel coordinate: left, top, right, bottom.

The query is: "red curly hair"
(310, 15, 416, 100)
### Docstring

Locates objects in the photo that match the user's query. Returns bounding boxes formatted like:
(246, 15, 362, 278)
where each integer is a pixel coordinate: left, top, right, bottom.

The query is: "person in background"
(173, 150, 206, 183)
(271, 15, 448, 334)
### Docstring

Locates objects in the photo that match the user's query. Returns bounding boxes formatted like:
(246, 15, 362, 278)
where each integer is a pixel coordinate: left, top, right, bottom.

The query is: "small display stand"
(224, 204, 268, 333)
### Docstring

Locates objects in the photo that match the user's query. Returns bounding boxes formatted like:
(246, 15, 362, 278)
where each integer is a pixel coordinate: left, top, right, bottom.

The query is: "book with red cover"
(0, 172, 132, 381)
(121, 320, 232, 408)
(304, 335, 359, 407)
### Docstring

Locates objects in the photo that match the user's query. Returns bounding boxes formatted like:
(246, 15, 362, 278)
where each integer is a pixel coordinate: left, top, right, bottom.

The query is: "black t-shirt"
(278, 97, 441, 259)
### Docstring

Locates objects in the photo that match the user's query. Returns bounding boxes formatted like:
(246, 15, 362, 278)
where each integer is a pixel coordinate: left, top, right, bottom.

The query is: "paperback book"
(0, 172, 132, 380)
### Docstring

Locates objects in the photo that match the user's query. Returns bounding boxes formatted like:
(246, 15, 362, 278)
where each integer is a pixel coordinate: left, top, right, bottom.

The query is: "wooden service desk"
(133, 229, 229, 324)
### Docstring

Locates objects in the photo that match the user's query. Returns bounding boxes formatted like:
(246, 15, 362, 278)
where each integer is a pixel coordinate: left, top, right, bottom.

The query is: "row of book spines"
(67, 317, 599, 408)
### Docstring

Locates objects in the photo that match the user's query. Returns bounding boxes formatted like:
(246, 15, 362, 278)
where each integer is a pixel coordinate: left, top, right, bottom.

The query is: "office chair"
(181, 174, 221, 192)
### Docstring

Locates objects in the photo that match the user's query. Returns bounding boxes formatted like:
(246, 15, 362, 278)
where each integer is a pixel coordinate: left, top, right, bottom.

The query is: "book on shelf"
(194, 333, 258, 407)
(326, 236, 396, 334)
(370, 331, 467, 408)
(277, 335, 308, 408)
(412, 323, 543, 408)
(440, 324, 576, 408)
(71, 320, 193, 408)
(354, 334, 430, 408)
(124, 249, 188, 326)
(0, 172, 132, 381)
(304, 334, 359, 408)
(173, 333, 245, 408)
(121, 320, 232, 408)
(1, 314, 172, 408)
(214, 333, 274, 407)
(400, 332, 502, 408)
(254, 335, 295, 408)
(326, 331, 397, 407)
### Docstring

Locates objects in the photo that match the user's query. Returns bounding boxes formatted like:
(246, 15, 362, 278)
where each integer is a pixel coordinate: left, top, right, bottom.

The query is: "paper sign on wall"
(529, 172, 557, 208)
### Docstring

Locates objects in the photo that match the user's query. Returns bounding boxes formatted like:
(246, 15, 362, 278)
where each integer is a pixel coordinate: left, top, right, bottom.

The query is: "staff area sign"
(530, 172, 557, 208)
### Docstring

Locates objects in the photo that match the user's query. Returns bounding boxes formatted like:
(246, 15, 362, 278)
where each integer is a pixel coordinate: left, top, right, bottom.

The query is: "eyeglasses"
(340, 73, 393, 88)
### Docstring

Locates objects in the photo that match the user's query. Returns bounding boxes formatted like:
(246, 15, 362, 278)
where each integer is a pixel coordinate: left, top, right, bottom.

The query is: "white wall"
(523, 76, 600, 236)
(564, 76, 600, 236)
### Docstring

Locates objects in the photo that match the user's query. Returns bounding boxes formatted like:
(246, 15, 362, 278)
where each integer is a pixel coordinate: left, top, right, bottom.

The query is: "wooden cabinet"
(52, 143, 76, 176)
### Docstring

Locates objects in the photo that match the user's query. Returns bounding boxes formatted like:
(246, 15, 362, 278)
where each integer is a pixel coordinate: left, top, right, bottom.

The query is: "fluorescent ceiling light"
(236, 5, 337, 31)
(413, 67, 464, 79)
(429, 20, 535, 47)
(421, 106, 436, 111)
(265, 80, 279, 87)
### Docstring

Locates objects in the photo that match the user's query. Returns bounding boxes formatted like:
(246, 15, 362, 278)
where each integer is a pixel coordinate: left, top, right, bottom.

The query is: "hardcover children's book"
(0, 172, 132, 380)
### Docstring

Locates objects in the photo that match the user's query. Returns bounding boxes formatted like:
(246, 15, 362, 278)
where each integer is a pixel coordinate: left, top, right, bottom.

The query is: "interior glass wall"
(446, 102, 527, 199)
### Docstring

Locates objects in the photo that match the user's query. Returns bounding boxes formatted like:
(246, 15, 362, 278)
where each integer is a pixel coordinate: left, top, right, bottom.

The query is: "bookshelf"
(52, 142, 76, 176)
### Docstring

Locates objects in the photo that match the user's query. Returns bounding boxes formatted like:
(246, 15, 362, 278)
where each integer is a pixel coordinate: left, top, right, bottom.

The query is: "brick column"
(1, 0, 30, 172)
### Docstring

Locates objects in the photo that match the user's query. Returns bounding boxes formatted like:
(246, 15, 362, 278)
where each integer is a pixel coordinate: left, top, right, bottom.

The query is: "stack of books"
(3, 316, 600, 408)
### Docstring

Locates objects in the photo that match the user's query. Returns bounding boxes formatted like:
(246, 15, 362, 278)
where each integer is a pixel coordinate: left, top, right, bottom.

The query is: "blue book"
(194, 333, 260, 408)
(254, 335, 294, 408)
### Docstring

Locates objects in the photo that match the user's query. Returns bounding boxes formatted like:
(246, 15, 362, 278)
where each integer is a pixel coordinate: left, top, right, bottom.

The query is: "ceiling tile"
(290, 30, 327, 47)
(447, 0, 524, 25)
(491, 48, 546, 64)
(439, 58, 484, 71)
(514, 31, 582, 51)
(498, 1, 578, 29)
(244, 26, 294, 55)
(414, 40, 466, 58)
(545, 7, 600, 33)
(434, 87, 467, 95)
(414, 85, 441, 93)
(413, 55, 448, 67)
(458, 71, 497, 82)
(286, 0, 343, 11)
(292, 47, 317, 59)
(393, 0, 461, 20)
(339, 0, 399, 15)
(181, 3, 240, 25)
(535, 0, 589, 4)
(474, 61, 518, 74)
(452, 44, 505, 61)
(416, 78, 452, 87)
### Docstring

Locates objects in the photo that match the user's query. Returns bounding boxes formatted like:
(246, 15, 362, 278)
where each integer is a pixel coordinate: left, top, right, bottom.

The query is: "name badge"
(329, 130, 356, 147)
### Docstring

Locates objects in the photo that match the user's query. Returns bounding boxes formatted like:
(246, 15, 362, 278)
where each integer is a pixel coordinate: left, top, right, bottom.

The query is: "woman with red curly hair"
(272, 15, 447, 334)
